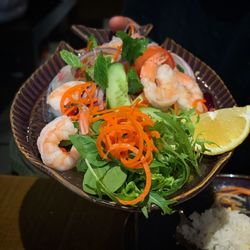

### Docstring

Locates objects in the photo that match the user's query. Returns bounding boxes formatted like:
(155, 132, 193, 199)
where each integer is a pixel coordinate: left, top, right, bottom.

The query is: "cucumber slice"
(106, 63, 131, 108)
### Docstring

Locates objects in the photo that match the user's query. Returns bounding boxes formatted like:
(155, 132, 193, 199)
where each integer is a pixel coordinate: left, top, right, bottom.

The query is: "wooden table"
(0, 175, 190, 250)
(0, 175, 130, 250)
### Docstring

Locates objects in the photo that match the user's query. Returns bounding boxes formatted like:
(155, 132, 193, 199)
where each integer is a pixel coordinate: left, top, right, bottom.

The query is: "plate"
(10, 25, 236, 212)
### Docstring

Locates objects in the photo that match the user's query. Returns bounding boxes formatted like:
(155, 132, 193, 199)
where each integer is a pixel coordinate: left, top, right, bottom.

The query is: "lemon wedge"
(194, 106, 250, 155)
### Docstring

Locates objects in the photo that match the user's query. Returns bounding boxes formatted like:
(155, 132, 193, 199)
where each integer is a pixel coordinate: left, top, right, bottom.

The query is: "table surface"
(0, 175, 131, 250)
(0, 175, 191, 250)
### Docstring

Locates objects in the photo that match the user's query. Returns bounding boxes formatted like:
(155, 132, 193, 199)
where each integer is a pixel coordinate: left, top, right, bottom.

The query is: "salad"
(37, 24, 212, 216)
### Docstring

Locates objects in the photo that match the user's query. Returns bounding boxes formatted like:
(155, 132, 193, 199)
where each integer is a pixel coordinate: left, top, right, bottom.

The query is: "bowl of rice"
(177, 174, 250, 250)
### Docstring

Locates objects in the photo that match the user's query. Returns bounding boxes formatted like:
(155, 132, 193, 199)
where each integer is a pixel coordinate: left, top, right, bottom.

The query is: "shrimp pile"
(139, 47, 205, 112)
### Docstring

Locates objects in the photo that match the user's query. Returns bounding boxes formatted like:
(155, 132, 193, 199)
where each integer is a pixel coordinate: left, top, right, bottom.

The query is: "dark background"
(0, 0, 123, 112)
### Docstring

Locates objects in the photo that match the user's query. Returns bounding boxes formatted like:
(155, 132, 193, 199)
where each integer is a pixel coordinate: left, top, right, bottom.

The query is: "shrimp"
(100, 36, 123, 50)
(140, 52, 205, 111)
(37, 115, 80, 171)
(47, 81, 85, 117)
(140, 52, 180, 109)
(175, 71, 204, 112)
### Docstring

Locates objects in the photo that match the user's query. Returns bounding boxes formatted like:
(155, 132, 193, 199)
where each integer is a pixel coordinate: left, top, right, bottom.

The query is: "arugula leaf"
(87, 35, 98, 50)
(60, 49, 83, 68)
(154, 110, 203, 175)
(93, 52, 112, 89)
(118, 181, 141, 200)
(127, 68, 143, 94)
(141, 206, 149, 218)
(116, 31, 148, 64)
(148, 191, 175, 215)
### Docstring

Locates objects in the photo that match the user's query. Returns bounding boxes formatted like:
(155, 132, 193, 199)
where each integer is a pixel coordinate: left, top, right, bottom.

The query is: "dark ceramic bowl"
(10, 26, 236, 212)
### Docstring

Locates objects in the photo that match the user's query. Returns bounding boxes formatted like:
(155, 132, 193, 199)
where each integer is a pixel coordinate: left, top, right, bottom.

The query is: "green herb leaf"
(84, 159, 117, 201)
(83, 164, 110, 195)
(87, 35, 98, 50)
(127, 68, 143, 94)
(141, 206, 149, 218)
(60, 49, 83, 68)
(102, 166, 127, 192)
(148, 191, 174, 215)
(118, 181, 141, 200)
(76, 157, 88, 172)
(69, 134, 107, 167)
(85, 66, 94, 81)
(116, 31, 148, 64)
(93, 52, 112, 89)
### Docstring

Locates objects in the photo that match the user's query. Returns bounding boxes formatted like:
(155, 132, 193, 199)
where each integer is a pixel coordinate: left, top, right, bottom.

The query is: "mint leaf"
(87, 35, 98, 50)
(127, 68, 143, 94)
(93, 52, 112, 89)
(116, 31, 148, 65)
(60, 49, 83, 68)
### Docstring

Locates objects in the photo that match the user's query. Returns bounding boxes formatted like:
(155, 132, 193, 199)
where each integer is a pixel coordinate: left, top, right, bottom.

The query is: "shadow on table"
(19, 177, 215, 250)
(18, 178, 128, 250)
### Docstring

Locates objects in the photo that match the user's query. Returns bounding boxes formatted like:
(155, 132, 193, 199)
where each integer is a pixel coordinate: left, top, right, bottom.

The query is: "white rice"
(177, 206, 250, 250)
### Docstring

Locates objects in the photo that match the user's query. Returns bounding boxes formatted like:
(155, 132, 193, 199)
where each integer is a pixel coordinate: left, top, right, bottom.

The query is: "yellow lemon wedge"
(193, 105, 250, 155)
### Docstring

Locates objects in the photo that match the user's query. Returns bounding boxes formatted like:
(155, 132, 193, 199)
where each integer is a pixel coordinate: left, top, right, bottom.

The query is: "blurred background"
(0, 0, 123, 112)
(0, 0, 123, 173)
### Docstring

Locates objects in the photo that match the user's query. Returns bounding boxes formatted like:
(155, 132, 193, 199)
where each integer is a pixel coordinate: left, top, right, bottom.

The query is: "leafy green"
(84, 159, 116, 200)
(118, 180, 142, 200)
(148, 191, 175, 215)
(85, 66, 94, 81)
(102, 166, 127, 192)
(70, 107, 207, 217)
(140, 108, 207, 198)
(83, 165, 110, 195)
(69, 134, 107, 170)
(91, 120, 102, 135)
(93, 52, 112, 89)
(127, 68, 143, 94)
(87, 35, 98, 50)
(60, 49, 83, 68)
(116, 31, 148, 64)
